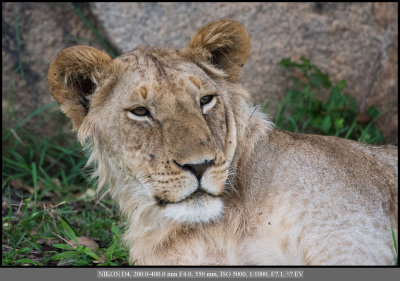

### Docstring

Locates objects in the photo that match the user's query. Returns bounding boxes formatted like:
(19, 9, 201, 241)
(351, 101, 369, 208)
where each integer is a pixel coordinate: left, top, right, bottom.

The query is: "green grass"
(392, 225, 398, 265)
(271, 56, 386, 145)
(2, 109, 130, 266)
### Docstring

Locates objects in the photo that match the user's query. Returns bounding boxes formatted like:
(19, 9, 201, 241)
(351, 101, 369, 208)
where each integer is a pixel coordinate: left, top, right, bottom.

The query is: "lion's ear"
(186, 19, 250, 82)
(48, 46, 112, 130)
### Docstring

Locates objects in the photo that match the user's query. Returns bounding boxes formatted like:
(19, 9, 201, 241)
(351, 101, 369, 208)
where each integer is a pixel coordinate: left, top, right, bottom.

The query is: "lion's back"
(244, 129, 398, 264)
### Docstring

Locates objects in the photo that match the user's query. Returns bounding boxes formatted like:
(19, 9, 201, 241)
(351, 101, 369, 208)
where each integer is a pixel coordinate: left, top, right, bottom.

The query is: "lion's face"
(48, 19, 250, 224)
(93, 48, 235, 223)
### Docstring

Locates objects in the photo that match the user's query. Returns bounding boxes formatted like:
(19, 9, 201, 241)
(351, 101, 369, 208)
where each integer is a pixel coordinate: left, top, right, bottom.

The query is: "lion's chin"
(161, 194, 224, 224)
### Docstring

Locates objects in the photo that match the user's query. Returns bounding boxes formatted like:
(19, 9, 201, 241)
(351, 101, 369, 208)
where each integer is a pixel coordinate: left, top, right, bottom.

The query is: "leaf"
(327, 86, 343, 111)
(344, 117, 358, 139)
(334, 118, 345, 130)
(92, 257, 106, 264)
(32, 162, 38, 213)
(311, 115, 322, 128)
(310, 73, 321, 88)
(277, 56, 385, 144)
(52, 243, 76, 251)
(111, 224, 119, 236)
(392, 225, 398, 256)
(51, 250, 79, 260)
(300, 56, 311, 67)
(60, 218, 78, 244)
(32, 162, 38, 189)
(279, 58, 292, 69)
(301, 118, 312, 133)
(287, 117, 299, 132)
(366, 105, 380, 119)
(15, 258, 37, 265)
(346, 94, 358, 112)
(82, 247, 99, 260)
(320, 115, 332, 134)
(336, 80, 347, 91)
(320, 72, 332, 88)
(15, 247, 33, 254)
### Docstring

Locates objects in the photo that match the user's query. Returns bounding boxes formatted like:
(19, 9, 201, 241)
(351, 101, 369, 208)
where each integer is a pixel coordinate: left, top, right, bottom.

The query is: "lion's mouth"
(155, 189, 212, 206)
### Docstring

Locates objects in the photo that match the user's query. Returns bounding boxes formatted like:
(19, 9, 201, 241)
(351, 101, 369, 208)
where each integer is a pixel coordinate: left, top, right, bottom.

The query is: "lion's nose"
(174, 159, 214, 181)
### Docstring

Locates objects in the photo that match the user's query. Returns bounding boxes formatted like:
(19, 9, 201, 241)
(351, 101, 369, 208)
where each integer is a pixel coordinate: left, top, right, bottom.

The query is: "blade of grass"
(274, 95, 291, 128)
(359, 114, 381, 142)
(3, 157, 31, 174)
(51, 250, 79, 261)
(60, 218, 78, 244)
(8, 187, 13, 220)
(2, 176, 12, 190)
(4, 102, 58, 140)
(344, 117, 358, 139)
(287, 117, 299, 133)
(391, 225, 398, 254)
(67, 3, 118, 58)
(81, 246, 99, 260)
(9, 150, 27, 165)
(15, 231, 28, 247)
(391, 225, 398, 265)
(335, 125, 350, 137)
(15, 258, 38, 265)
(9, 128, 25, 145)
(301, 117, 312, 133)
(38, 140, 48, 168)
(52, 244, 76, 251)
(60, 169, 69, 190)
(32, 162, 38, 214)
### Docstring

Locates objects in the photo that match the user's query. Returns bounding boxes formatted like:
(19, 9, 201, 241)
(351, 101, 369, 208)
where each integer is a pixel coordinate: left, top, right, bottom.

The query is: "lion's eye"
(200, 95, 213, 106)
(130, 107, 150, 117)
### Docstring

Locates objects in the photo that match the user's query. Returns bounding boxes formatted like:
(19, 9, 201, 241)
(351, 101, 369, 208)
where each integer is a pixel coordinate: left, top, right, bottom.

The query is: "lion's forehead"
(113, 52, 218, 104)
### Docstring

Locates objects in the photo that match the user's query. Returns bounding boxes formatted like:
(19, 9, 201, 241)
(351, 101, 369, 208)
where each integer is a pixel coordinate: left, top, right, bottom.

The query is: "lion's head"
(48, 19, 266, 226)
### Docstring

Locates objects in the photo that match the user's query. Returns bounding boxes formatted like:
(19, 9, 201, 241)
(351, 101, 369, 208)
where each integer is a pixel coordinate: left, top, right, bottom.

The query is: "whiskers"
(223, 167, 241, 197)
(137, 174, 157, 186)
(137, 166, 241, 201)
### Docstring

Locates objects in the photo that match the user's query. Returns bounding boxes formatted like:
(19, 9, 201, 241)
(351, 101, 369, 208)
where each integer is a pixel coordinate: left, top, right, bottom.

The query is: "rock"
(90, 2, 398, 144)
(2, 3, 110, 141)
(71, 236, 99, 251)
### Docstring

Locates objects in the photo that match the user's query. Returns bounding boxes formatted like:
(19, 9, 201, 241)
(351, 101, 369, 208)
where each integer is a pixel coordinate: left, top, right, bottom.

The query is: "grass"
(272, 56, 386, 145)
(2, 109, 130, 266)
(392, 225, 398, 265)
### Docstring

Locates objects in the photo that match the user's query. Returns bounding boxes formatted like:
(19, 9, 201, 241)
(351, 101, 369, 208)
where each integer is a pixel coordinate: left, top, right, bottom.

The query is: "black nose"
(175, 160, 214, 181)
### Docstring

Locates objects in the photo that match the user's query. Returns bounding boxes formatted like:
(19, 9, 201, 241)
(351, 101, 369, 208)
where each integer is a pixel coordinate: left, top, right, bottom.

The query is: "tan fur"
(48, 19, 398, 265)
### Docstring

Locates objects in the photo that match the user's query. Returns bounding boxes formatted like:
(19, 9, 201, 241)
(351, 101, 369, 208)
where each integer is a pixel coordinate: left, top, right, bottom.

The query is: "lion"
(48, 19, 398, 265)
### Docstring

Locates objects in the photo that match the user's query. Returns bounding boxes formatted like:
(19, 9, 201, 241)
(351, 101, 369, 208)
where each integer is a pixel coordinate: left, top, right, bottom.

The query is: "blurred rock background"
(2, 2, 398, 144)
(2, 2, 115, 144)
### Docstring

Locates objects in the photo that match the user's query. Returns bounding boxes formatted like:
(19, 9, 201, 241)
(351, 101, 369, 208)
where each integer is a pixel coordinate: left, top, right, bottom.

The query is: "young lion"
(48, 19, 398, 265)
